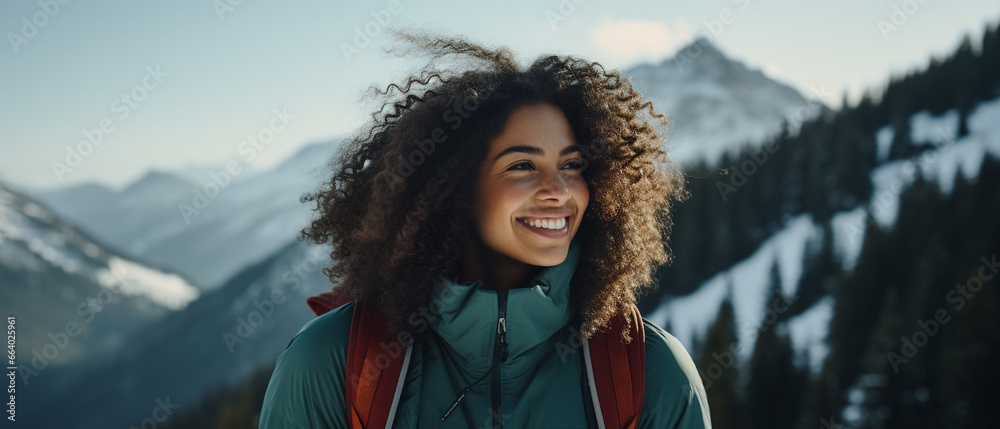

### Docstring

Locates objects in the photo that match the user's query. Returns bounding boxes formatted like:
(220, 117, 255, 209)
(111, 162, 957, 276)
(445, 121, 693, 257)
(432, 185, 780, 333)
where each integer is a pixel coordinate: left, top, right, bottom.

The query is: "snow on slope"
(865, 97, 1000, 230)
(1, 184, 201, 368)
(0, 186, 200, 310)
(911, 109, 960, 144)
(648, 96, 1000, 373)
(875, 105, 959, 163)
(785, 296, 834, 373)
(98, 257, 199, 310)
(34, 240, 333, 429)
(830, 207, 868, 272)
(650, 214, 824, 362)
(29, 140, 341, 289)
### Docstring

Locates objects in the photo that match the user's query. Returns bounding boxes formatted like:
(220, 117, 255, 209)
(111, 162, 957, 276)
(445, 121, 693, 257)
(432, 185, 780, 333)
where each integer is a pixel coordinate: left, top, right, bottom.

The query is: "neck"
(458, 235, 542, 292)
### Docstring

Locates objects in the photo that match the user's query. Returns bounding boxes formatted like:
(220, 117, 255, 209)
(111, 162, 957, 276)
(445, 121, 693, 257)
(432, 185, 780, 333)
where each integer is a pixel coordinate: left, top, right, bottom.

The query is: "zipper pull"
(441, 386, 471, 422)
(441, 366, 493, 422)
(497, 317, 509, 363)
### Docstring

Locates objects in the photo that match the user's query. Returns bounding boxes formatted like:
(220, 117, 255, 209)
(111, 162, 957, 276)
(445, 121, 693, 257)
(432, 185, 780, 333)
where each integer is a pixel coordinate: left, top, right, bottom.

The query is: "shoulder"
(258, 301, 355, 429)
(283, 300, 355, 360)
(639, 317, 712, 429)
(641, 317, 701, 389)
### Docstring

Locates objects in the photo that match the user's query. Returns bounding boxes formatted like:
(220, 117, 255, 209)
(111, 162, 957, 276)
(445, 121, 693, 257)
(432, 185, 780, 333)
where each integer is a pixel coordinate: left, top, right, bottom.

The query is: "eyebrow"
(493, 145, 582, 162)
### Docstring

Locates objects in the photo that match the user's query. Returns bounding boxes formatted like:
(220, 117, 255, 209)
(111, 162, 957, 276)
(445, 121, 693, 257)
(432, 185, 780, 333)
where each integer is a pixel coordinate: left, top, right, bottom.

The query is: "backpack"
(306, 290, 645, 429)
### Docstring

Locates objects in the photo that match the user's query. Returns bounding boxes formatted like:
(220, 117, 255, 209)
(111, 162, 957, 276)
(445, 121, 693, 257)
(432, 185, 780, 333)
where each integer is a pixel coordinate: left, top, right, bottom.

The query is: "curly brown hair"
(300, 33, 688, 343)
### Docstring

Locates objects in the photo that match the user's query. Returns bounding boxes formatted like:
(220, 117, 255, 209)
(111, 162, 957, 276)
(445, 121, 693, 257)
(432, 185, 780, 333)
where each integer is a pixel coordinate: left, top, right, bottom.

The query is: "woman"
(258, 34, 710, 428)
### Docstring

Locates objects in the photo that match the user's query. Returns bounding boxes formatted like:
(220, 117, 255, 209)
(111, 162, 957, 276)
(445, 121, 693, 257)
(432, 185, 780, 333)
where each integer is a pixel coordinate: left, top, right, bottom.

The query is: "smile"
(516, 216, 569, 238)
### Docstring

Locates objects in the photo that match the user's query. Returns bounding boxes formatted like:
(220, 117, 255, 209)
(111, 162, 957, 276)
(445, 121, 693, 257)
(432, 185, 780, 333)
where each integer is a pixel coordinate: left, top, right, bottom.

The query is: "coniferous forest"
(658, 18, 1000, 429)
(162, 18, 1000, 429)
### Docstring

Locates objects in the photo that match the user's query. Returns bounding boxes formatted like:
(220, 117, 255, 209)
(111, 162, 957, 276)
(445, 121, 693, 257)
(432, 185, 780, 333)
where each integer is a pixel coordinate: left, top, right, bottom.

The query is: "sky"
(2, 0, 998, 191)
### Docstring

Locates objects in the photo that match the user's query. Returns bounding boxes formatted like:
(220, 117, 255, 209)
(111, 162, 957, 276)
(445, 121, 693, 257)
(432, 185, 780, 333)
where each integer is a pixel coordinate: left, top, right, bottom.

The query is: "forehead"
(486, 104, 576, 154)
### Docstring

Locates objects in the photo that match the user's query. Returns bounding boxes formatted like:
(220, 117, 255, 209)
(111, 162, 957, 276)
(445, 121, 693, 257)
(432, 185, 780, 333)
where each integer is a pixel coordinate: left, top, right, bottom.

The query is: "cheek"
(490, 182, 534, 226)
(495, 184, 528, 220)
(476, 181, 521, 233)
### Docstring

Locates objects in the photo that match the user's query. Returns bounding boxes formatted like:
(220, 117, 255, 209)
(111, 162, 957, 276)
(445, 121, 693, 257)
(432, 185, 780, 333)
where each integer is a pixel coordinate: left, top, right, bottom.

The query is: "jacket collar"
(428, 236, 581, 369)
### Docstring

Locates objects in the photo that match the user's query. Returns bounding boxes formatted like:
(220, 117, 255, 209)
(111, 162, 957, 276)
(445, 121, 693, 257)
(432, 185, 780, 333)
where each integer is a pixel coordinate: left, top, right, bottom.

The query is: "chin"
(518, 245, 569, 267)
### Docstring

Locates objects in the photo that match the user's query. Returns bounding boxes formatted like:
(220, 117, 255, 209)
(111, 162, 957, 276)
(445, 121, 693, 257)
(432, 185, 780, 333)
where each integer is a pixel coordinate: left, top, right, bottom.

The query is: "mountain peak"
(625, 40, 822, 168)
(122, 170, 193, 195)
(678, 36, 727, 60)
(663, 37, 746, 78)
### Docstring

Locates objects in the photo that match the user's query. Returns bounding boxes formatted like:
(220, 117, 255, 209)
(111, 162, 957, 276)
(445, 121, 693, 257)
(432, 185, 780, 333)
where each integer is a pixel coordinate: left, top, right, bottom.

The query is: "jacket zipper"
(439, 289, 510, 425)
(492, 289, 509, 429)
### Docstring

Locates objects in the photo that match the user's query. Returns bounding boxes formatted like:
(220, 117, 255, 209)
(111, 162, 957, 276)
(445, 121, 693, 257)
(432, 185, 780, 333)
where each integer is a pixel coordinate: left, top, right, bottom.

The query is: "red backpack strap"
(583, 304, 646, 429)
(306, 289, 353, 316)
(305, 292, 411, 429)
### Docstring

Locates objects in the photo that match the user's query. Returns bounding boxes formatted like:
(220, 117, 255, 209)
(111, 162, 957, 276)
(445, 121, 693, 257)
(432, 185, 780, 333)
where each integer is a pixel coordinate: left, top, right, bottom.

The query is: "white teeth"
(521, 217, 566, 230)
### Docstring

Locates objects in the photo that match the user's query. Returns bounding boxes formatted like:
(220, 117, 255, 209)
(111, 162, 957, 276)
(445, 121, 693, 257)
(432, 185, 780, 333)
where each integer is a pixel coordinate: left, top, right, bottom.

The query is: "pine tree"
(791, 224, 837, 317)
(745, 270, 807, 429)
(794, 364, 841, 429)
(697, 293, 743, 429)
(953, 35, 981, 137)
(826, 221, 894, 413)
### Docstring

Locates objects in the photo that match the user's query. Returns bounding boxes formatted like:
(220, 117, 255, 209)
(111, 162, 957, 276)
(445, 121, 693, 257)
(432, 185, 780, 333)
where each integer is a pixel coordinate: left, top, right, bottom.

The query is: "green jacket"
(259, 238, 711, 428)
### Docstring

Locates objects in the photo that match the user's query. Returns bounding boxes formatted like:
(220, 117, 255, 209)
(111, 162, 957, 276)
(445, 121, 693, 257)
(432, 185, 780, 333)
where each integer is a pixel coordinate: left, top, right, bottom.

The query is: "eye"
(507, 161, 535, 171)
(563, 159, 584, 170)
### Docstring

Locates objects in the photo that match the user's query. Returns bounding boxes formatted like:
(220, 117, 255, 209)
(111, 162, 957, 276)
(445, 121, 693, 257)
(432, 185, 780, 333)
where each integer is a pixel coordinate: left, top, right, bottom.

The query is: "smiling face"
(472, 103, 590, 267)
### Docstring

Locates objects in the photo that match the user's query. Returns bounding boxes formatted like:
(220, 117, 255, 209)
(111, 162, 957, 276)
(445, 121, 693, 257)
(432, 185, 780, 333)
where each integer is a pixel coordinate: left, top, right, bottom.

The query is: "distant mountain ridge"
(21, 237, 332, 428)
(626, 37, 829, 168)
(28, 139, 342, 290)
(0, 183, 199, 388)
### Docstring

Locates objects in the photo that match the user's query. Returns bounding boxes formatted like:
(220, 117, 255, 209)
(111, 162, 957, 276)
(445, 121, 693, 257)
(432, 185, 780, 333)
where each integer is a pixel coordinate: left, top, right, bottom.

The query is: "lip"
(516, 215, 570, 239)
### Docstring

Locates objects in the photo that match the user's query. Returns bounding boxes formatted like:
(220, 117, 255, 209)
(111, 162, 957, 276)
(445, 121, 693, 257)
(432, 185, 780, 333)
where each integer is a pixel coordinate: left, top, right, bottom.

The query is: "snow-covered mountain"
(0, 184, 199, 383)
(29, 140, 342, 290)
(651, 95, 1000, 372)
(626, 37, 828, 168)
(23, 238, 333, 428)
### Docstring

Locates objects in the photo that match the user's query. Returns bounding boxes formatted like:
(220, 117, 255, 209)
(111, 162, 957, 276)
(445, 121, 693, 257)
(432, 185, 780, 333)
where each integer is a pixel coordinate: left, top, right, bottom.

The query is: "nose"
(536, 169, 571, 204)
